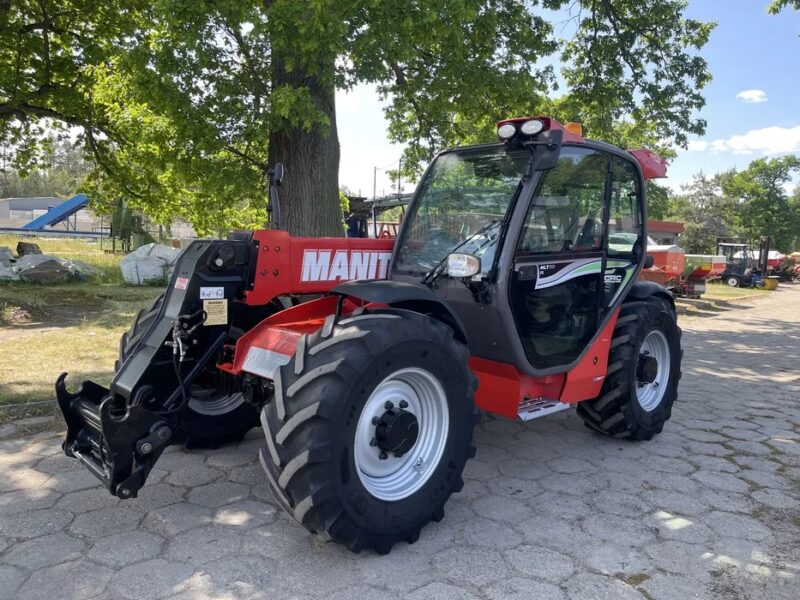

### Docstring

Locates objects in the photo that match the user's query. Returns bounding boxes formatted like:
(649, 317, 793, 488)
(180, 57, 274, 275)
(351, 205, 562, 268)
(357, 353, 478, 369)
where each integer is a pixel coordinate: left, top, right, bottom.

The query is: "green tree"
(720, 156, 800, 252)
(2, 0, 714, 236)
(0, 138, 92, 198)
(669, 173, 739, 254)
(768, 0, 800, 13)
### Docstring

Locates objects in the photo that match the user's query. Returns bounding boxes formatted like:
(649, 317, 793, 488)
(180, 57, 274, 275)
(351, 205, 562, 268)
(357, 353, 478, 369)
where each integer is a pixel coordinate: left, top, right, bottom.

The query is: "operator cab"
(391, 116, 666, 376)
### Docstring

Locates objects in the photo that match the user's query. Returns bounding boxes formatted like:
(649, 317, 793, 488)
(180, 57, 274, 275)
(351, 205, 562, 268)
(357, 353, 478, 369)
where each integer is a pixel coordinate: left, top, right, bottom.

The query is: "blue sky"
(335, 0, 800, 196)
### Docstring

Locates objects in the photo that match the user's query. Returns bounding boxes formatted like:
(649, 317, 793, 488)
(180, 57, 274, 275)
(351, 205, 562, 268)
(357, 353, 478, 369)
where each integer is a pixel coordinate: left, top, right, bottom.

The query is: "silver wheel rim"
(727, 277, 738, 287)
(636, 330, 671, 412)
(354, 367, 449, 502)
(188, 388, 245, 416)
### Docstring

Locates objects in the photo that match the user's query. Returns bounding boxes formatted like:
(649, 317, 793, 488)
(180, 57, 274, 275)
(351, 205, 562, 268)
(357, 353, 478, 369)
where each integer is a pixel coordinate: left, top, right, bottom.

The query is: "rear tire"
(116, 294, 259, 447)
(260, 308, 478, 554)
(577, 297, 681, 440)
(727, 276, 739, 288)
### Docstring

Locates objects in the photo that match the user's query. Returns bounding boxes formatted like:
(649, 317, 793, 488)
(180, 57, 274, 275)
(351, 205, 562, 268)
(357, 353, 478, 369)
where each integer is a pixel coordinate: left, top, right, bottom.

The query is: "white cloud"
(686, 140, 709, 152)
(735, 89, 768, 104)
(685, 125, 800, 156)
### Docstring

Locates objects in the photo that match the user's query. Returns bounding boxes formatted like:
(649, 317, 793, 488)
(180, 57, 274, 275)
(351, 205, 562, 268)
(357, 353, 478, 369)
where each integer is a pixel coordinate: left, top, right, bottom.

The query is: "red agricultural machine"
(57, 117, 682, 554)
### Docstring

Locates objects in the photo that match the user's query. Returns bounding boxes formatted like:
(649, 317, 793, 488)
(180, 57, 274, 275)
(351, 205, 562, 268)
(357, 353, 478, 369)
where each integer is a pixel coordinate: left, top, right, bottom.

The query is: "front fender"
(627, 280, 675, 312)
(332, 280, 468, 344)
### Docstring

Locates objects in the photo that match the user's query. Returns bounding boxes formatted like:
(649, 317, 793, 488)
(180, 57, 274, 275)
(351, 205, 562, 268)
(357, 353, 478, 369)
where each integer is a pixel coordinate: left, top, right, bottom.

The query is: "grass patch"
(623, 573, 651, 587)
(0, 283, 162, 406)
(703, 283, 769, 301)
(1, 235, 164, 406)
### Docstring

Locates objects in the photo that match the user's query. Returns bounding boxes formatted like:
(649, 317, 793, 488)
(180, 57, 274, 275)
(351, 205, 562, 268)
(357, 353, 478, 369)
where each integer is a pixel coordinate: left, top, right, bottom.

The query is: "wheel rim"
(354, 367, 449, 502)
(188, 387, 245, 416)
(636, 330, 671, 412)
(727, 277, 738, 287)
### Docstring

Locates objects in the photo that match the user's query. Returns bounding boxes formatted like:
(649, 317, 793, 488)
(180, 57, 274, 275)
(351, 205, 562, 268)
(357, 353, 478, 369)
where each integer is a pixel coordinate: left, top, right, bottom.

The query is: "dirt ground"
(0, 285, 798, 600)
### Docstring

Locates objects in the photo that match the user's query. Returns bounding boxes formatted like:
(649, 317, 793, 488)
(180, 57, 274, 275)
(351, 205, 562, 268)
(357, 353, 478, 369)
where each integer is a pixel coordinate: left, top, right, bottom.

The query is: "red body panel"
(231, 289, 619, 419)
(245, 230, 395, 305)
(628, 148, 668, 179)
(559, 309, 618, 403)
(469, 357, 564, 419)
(221, 296, 351, 375)
(468, 308, 618, 417)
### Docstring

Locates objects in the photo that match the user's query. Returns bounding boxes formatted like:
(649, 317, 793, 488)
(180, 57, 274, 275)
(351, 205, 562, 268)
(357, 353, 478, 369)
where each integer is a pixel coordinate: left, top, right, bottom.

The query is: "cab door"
(604, 156, 646, 307)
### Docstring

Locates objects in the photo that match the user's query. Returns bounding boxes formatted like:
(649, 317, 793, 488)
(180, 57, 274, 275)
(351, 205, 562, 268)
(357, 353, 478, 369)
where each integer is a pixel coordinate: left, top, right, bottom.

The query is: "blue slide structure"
(22, 194, 90, 231)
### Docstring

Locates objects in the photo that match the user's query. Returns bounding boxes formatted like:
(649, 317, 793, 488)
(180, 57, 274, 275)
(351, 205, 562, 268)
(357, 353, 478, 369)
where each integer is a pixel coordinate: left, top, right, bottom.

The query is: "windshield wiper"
(420, 219, 501, 288)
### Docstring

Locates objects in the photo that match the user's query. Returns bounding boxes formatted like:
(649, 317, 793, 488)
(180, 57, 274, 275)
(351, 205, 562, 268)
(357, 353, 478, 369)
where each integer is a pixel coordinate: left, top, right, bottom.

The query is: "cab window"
(517, 147, 607, 255)
(607, 157, 642, 256)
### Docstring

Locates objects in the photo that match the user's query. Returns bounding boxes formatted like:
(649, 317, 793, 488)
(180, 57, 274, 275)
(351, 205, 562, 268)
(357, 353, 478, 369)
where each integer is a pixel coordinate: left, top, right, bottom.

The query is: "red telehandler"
(57, 117, 681, 554)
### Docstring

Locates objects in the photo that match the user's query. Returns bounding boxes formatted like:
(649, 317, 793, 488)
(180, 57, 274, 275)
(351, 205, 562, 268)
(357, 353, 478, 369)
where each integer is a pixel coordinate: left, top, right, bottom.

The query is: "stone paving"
(1, 286, 799, 600)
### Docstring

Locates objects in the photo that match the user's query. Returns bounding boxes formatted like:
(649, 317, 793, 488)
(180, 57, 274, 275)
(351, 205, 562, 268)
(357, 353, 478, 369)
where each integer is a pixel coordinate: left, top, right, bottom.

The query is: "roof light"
(564, 121, 582, 136)
(497, 123, 517, 140)
(520, 119, 545, 136)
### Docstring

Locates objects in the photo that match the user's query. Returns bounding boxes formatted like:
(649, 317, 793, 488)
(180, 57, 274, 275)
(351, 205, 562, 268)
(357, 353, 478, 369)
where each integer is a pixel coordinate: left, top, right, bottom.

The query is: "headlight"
(447, 253, 481, 278)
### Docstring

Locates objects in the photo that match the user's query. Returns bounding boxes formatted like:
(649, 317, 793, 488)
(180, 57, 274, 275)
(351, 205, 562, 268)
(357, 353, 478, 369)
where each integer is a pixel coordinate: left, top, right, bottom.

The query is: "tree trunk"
(268, 57, 342, 237)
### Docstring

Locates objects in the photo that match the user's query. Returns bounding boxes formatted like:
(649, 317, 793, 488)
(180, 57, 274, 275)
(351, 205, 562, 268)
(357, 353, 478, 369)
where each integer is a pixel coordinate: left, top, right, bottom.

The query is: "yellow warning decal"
(203, 299, 228, 326)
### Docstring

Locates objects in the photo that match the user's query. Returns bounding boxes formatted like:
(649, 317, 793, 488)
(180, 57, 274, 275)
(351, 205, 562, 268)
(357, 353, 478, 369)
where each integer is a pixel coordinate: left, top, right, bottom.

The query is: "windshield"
(395, 146, 530, 275)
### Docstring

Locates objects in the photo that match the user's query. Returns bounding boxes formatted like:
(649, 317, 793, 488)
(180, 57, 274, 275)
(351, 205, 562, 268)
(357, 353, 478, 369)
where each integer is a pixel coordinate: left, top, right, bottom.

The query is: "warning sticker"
(175, 277, 189, 290)
(203, 299, 228, 326)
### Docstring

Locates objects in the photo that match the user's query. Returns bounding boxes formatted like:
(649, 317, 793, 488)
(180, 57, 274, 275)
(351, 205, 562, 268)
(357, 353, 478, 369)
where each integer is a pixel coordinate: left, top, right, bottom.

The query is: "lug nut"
(399, 400, 408, 409)
(369, 438, 377, 447)
(379, 451, 388, 460)
(372, 416, 380, 425)
(384, 401, 394, 410)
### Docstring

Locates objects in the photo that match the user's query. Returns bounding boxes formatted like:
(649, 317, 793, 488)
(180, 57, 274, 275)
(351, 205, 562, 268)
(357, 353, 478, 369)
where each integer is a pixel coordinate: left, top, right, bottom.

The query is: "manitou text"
(301, 249, 393, 282)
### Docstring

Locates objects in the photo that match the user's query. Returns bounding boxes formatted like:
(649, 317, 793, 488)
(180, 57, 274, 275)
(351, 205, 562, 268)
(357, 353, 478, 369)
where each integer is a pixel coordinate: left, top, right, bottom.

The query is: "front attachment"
(56, 373, 172, 498)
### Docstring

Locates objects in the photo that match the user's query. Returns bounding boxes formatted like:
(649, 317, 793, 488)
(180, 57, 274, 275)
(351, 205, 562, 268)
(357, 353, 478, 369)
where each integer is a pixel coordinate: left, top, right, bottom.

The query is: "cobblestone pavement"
(1, 286, 799, 600)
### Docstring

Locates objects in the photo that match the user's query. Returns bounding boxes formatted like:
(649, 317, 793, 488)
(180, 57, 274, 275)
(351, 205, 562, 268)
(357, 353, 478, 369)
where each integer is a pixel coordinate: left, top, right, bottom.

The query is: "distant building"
(648, 219, 684, 246)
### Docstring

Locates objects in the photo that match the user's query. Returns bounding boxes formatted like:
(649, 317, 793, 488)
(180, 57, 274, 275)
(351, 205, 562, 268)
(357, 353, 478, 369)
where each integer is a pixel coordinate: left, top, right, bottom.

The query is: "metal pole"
(397, 159, 402, 197)
(373, 166, 377, 200)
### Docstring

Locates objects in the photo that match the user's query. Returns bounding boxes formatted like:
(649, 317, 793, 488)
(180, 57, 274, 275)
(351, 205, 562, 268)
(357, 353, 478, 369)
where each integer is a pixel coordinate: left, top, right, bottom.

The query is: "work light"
(497, 123, 517, 140)
(520, 119, 545, 135)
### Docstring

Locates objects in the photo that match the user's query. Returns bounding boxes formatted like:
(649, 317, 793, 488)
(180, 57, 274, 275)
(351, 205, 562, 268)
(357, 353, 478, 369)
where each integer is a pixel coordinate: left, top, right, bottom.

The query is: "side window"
(517, 147, 607, 255)
(607, 157, 642, 256)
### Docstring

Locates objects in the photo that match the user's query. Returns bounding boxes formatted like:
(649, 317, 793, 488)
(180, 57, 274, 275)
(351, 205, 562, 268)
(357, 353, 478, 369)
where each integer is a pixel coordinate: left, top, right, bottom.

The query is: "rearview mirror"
(447, 253, 481, 278)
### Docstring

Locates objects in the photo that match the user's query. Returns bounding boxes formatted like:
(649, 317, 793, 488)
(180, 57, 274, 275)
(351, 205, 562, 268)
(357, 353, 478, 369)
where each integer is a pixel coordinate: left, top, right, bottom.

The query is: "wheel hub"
(636, 354, 658, 385)
(375, 406, 419, 457)
(354, 367, 449, 501)
(635, 330, 671, 412)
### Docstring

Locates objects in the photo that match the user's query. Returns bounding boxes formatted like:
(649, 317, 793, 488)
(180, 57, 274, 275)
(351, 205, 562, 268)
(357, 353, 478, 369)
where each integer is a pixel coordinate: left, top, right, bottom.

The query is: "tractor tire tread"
(576, 296, 681, 440)
(261, 308, 477, 554)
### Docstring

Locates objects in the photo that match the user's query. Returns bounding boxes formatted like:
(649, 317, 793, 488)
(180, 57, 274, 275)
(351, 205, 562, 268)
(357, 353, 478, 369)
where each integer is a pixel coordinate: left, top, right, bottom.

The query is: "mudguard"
(627, 280, 675, 311)
(333, 279, 468, 343)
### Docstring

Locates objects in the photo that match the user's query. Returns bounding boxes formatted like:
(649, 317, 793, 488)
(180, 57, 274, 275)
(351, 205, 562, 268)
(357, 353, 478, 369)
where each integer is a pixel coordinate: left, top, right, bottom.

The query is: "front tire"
(260, 309, 477, 554)
(727, 276, 740, 287)
(577, 297, 681, 440)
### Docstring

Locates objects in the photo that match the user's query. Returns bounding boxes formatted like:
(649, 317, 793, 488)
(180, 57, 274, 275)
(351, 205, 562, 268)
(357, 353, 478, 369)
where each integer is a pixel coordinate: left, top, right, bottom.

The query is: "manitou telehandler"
(57, 117, 681, 554)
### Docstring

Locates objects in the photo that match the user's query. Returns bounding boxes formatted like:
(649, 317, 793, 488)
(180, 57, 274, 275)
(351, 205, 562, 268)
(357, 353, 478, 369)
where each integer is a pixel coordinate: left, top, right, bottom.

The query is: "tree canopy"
(665, 157, 800, 254)
(1, 0, 715, 235)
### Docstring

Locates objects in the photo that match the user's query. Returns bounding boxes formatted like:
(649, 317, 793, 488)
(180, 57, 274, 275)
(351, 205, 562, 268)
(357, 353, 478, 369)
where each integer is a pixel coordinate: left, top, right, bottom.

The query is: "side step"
(517, 396, 572, 421)
(55, 373, 172, 498)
